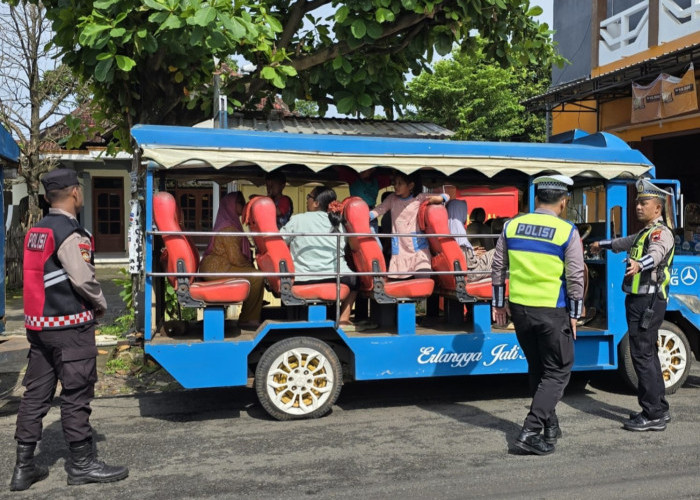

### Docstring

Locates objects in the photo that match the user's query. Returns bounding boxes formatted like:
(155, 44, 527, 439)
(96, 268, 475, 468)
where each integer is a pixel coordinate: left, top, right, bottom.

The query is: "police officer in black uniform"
(10, 169, 128, 491)
(590, 179, 675, 432)
(491, 175, 585, 455)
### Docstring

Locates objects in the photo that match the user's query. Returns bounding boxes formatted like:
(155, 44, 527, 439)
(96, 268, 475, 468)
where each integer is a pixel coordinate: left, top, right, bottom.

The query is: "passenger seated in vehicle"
(466, 207, 494, 250)
(378, 191, 393, 267)
(199, 191, 264, 329)
(369, 172, 448, 279)
(280, 186, 359, 327)
(334, 166, 392, 233)
(447, 199, 495, 282)
(265, 171, 293, 228)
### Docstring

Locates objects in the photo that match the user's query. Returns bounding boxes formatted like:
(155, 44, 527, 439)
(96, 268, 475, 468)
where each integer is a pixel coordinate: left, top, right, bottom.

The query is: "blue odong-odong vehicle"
(130, 125, 699, 421)
(1, 124, 20, 334)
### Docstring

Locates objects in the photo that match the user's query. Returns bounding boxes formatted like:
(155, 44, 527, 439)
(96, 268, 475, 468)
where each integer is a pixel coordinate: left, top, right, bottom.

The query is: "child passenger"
(369, 172, 448, 278)
(265, 171, 293, 228)
(446, 199, 495, 282)
(199, 191, 264, 329)
(280, 186, 358, 327)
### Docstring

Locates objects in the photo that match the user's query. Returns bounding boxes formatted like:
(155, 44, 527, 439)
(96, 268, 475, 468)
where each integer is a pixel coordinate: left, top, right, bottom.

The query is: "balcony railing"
(660, 0, 700, 43)
(598, 0, 700, 67)
(599, 1, 650, 66)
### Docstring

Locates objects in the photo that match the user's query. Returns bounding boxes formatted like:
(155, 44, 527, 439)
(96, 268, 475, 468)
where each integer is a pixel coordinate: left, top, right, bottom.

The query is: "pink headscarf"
(203, 192, 251, 261)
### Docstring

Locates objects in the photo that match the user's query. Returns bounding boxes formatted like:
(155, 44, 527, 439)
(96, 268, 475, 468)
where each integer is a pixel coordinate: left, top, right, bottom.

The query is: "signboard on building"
(631, 64, 698, 123)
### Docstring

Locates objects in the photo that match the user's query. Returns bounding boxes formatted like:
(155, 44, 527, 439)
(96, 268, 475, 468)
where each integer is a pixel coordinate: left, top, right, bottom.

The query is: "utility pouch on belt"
(640, 307, 654, 330)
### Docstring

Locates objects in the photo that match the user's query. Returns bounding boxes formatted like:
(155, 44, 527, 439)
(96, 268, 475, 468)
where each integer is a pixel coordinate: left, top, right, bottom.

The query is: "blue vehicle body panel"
(0, 125, 18, 334)
(145, 324, 620, 388)
(0, 125, 19, 164)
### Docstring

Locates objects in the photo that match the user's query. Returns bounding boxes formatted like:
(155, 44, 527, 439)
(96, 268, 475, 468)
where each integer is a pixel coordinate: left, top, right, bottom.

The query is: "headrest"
(418, 200, 431, 232)
(153, 191, 178, 231)
(342, 196, 370, 232)
(244, 196, 277, 231)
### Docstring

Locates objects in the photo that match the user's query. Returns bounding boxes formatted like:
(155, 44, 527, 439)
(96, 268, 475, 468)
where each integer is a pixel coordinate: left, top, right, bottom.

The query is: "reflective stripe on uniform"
(44, 269, 69, 288)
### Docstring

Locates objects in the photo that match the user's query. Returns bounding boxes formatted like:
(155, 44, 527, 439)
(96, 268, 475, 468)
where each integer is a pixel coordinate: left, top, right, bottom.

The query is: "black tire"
(619, 321, 693, 395)
(255, 337, 343, 421)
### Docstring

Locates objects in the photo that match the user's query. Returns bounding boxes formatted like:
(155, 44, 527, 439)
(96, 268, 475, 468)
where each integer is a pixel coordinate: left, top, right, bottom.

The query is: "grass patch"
(105, 357, 131, 375)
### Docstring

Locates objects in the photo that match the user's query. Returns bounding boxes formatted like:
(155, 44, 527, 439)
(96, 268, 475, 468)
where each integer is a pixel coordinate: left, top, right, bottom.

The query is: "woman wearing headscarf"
(446, 199, 495, 282)
(199, 191, 264, 329)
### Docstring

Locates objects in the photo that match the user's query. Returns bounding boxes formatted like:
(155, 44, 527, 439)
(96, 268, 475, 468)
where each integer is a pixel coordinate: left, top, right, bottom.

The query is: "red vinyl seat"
(153, 191, 250, 306)
(419, 201, 506, 301)
(342, 196, 434, 303)
(244, 196, 349, 305)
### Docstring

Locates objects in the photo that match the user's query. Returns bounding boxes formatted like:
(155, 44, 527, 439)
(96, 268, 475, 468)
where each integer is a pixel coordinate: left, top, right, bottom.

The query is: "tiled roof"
(195, 116, 454, 139)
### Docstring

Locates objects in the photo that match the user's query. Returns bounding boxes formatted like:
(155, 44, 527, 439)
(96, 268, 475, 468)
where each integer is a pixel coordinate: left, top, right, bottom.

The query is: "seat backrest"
(419, 202, 467, 291)
(153, 191, 199, 286)
(342, 196, 385, 291)
(244, 196, 294, 293)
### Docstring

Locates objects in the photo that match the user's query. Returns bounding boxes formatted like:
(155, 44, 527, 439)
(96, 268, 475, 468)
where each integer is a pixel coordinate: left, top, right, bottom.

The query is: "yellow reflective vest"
(505, 212, 576, 308)
(624, 222, 674, 299)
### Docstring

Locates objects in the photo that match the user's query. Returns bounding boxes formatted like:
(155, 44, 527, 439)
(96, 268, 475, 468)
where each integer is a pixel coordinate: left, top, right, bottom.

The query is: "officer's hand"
(589, 241, 601, 255)
(624, 259, 641, 278)
(570, 317, 577, 340)
(492, 305, 509, 327)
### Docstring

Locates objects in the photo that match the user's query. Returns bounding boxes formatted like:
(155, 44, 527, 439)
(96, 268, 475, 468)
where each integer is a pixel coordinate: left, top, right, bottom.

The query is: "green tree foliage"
(407, 37, 562, 142)
(12, 0, 558, 147)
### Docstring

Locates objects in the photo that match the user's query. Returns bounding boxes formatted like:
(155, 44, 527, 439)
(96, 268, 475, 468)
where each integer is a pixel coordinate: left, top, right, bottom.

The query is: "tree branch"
(291, 10, 436, 72)
(277, 0, 332, 51)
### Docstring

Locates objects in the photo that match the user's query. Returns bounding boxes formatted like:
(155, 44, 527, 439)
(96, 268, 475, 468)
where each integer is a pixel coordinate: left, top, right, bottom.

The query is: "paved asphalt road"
(1, 364, 698, 499)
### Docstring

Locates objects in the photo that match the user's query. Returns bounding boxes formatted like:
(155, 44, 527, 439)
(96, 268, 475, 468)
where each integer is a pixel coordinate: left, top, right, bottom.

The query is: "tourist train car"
(130, 125, 698, 420)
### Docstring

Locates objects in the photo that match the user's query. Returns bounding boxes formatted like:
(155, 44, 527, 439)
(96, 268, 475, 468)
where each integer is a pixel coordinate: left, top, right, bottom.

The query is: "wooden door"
(92, 177, 124, 252)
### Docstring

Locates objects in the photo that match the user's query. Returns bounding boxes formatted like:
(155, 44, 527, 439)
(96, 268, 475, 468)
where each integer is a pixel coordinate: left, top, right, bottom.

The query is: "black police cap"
(41, 168, 80, 192)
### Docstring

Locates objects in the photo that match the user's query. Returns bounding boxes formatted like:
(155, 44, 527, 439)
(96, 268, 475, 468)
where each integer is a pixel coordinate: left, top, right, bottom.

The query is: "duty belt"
(623, 283, 657, 295)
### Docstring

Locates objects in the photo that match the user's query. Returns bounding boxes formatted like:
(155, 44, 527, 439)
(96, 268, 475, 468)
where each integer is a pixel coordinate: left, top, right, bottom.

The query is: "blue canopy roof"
(131, 124, 654, 179)
(0, 125, 19, 165)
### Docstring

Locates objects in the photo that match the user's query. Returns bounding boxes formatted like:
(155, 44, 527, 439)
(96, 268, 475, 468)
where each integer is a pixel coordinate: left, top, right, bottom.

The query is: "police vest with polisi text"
(624, 221, 674, 299)
(505, 212, 575, 308)
(24, 213, 96, 330)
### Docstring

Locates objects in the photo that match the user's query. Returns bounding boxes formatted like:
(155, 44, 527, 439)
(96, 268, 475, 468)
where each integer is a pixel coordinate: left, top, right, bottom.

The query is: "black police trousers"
(510, 303, 574, 431)
(625, 294, 669, 420)
(15, 323, 98, 444)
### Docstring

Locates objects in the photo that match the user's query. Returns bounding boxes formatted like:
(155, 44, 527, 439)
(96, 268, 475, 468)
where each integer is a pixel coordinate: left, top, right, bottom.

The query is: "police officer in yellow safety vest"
(590, 179, 675, 432)
(491, 175, 584, 456)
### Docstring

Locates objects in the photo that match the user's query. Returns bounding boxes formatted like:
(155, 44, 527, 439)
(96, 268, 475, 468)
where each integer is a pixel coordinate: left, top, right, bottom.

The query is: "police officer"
(10, 169, 128, 491)
(491, 175, 584, 455)
(590, 179, 674, 432)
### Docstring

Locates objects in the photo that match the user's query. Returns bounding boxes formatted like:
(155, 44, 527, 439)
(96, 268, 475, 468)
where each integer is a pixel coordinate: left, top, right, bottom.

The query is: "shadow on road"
(135, 387, 257, 421)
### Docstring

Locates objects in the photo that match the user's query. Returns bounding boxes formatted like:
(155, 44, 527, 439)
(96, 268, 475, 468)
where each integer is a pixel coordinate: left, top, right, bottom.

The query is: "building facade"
(528, 0, 700, 203)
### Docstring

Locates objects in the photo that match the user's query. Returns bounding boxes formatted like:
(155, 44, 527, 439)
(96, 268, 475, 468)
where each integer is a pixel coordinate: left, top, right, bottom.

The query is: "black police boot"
(543, 417, 563, 445)
(629, 409, 671, 423)
(514, 428, 555, 455)
(66, 439, 129, 485)
(9, 442, 49, 491)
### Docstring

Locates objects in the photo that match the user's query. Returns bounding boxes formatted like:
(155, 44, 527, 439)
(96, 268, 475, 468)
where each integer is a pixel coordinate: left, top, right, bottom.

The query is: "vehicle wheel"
(255, 337, 342, 421)
(619, 321, 693, 394)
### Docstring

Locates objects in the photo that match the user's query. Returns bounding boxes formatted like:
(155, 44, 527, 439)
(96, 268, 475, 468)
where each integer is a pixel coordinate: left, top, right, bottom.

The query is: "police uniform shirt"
(607, 216, 674, 285)
(491, 207, 585, 310)
(50, 208, 107, 313)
